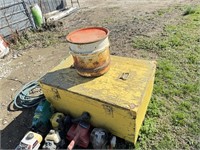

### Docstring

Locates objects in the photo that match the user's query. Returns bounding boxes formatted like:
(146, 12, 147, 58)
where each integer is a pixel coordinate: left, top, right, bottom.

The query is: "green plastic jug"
(31, 4, 43, 27)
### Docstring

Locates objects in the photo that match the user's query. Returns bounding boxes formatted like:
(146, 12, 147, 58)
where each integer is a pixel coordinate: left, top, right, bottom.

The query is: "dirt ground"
(0, 0, 198, 149)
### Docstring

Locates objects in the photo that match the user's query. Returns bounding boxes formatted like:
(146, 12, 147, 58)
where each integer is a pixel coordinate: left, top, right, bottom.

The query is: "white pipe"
(46, 7, 78, 22)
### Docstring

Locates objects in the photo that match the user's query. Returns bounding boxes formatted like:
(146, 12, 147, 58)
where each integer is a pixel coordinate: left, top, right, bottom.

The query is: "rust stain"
(102, 104, 114, 117)
(72, 47, 110, 77)
(52, 88, 61, 100)
(93, 61, 99, 66)
(128, 111, 136, 119)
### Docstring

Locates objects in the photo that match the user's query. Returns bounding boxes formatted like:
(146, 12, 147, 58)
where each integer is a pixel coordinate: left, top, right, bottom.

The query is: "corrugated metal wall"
(0, 0, 67, 37)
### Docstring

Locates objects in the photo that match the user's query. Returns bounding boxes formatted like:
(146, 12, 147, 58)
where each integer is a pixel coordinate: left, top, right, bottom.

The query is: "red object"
(66, 27, 109, 43)
(0, 35, 8, 47)
(66, 122, 91, 150)
(0, 35, 8, 48)
(0, 35, 9, 58)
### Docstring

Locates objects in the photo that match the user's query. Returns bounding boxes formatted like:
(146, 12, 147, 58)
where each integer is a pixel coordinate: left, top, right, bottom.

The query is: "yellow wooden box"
(39, 55, 156, 144)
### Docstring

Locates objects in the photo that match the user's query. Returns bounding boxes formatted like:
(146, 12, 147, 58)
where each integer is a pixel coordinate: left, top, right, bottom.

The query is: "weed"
(11, 29, 66, 51)
(183, 6, 197, 16)
(157, 9, 166, 16)
(171, 111, 187, 126)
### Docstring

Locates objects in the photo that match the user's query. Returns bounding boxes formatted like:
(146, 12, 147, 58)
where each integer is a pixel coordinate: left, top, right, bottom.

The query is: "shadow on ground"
(1, 107, 35, 149)
(0, 102, 134, 149)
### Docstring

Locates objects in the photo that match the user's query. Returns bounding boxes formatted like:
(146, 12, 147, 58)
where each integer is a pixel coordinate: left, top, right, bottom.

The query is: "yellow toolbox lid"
(39, 55, 156, 111)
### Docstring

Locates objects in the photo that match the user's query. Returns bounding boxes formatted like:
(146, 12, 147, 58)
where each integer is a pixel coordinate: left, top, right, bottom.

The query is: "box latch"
(119, 72, 130, 80)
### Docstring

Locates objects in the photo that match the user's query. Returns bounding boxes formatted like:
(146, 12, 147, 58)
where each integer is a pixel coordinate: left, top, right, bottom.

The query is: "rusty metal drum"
(66, 27, 110, 77)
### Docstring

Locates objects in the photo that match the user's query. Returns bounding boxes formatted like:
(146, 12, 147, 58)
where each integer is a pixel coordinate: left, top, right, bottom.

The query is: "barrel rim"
(66, 27, 109, 44)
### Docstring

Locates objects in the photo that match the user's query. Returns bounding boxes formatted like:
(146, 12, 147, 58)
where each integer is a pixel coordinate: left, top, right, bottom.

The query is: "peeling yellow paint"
(39, 55, 156, 144)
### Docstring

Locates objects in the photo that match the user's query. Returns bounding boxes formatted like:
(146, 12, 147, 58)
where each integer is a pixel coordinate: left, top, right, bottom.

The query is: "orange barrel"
(66, 27, 110, 77)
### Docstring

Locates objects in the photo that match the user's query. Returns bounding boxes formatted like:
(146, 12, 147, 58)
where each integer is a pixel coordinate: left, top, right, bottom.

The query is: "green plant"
(183, 6, 197, 16)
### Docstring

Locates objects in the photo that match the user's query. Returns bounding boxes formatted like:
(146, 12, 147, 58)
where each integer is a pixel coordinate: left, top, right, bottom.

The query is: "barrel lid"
(66, 27, 109, 44)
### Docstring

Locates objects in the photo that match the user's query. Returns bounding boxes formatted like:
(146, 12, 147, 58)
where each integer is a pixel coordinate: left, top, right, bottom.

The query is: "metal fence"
(29, 0, 68, 14)
(0, 0, 68, 37)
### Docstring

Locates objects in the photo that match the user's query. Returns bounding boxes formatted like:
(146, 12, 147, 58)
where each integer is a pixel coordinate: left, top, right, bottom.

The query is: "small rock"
(13, 51, 22, 59)
(7, 111, 11, 114)
(11, 88, 15, 91)
(17, 53, 22, 57)
(1, 102, 6, 106)
(13, 54, 18, 59)
(2, 119, 8, 125)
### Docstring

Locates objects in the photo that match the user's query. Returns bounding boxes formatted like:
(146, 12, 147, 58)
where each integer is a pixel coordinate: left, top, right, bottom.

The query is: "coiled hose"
(14, 80, 45, 109)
